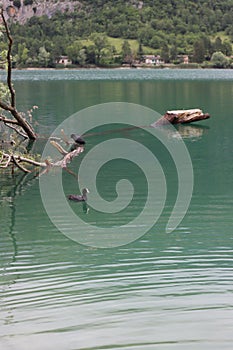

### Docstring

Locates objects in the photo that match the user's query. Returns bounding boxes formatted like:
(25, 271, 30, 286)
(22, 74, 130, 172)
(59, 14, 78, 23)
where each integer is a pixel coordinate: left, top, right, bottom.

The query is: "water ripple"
(1, 69, 233, 82)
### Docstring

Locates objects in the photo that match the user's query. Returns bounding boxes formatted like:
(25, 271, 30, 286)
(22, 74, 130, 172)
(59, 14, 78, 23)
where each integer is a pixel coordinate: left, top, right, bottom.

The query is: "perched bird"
(69, 134, 86, 152)
(68, 188, 89, 202)
(71, 133, 86, 145)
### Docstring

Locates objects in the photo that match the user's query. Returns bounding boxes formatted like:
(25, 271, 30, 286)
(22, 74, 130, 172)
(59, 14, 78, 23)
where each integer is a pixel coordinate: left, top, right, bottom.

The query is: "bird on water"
(68, 188, 89, 202)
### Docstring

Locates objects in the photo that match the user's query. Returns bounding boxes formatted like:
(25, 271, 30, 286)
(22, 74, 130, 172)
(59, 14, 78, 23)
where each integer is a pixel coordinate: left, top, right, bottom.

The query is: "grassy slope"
(81, 37, 157, 54)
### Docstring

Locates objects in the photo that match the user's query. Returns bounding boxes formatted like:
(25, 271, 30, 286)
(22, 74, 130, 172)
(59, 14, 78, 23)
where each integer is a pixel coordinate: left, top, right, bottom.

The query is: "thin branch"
(0, 151, 46, 168)
(61, 129, 70, 145)
(12, 155, 31, 173)
(60, 147, 84, 168)
(50, 140, 68, 156)
(0, 142, 84, 173)
(16, 155, 47, 167)
(0, 8, 15, 108)
(0, 97, 37, 141)
(5, 123, 28, 138)
(0, 114, 19, 124)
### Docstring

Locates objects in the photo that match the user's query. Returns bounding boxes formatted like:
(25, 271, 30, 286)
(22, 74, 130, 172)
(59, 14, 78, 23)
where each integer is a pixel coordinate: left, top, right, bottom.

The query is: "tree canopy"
(2, 0, 233, 67)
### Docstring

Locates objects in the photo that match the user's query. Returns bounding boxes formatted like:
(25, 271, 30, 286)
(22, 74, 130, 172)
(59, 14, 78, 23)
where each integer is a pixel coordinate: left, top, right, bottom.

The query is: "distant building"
(57, 56, 72, 66)
(183, 55, 189, 64)
(177, 55, 189, 64)
(143, 55, 164, 65)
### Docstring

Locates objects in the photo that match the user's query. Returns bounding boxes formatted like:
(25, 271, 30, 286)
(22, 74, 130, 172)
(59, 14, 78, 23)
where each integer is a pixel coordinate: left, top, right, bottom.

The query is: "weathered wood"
(152, 109, 210, 127)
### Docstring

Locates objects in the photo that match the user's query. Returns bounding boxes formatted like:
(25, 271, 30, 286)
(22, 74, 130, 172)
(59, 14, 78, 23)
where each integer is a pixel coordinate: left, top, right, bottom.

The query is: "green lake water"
(0, 69, 233, 349)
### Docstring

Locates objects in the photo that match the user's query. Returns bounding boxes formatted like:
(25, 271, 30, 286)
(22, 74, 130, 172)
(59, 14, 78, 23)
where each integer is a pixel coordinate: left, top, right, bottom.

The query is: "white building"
(57, 56, 72, 66)
(144, 55, 164, 65)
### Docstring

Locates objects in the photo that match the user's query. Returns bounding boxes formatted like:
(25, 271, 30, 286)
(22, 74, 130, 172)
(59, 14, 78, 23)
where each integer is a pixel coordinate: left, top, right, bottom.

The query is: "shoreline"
(1, 65, 233, 71)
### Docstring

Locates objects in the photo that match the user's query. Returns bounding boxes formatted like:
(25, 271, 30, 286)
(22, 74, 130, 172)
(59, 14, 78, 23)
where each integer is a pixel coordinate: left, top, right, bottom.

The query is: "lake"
(1, 69, 233, 349)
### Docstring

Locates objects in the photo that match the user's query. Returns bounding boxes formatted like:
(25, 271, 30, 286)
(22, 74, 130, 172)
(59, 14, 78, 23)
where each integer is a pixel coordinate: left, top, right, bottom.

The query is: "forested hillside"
(1, 0, 232, 67)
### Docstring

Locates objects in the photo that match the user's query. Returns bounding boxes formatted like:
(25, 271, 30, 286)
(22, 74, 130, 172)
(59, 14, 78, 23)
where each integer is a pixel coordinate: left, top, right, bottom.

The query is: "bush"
(55, 63, 66, 69)
(201, 61, 213, 68)
(211, 51, 229, 68)
(178, 63, 200, 69)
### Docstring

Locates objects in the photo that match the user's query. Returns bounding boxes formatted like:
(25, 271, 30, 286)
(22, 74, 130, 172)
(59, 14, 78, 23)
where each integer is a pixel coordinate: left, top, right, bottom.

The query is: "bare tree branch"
(1, 8, 15, 108)
(16, 155, 47, 167)
(0, 114, 19, 124)
(0, 8, 37, 140)
(0, 145, 84, 173)
(12, 155, 31, 173)
(61, 129, 70, 145)
(5, 123, 28, 138)
(50, 140, 68, 156)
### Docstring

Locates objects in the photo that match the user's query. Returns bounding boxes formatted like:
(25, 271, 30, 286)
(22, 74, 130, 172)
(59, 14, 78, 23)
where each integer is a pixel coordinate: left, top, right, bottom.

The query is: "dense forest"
(1, 0, 233, 67)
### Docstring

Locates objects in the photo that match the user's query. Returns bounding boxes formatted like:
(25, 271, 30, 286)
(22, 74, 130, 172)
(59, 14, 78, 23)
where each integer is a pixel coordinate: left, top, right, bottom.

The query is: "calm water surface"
(0, 69, 233, 349)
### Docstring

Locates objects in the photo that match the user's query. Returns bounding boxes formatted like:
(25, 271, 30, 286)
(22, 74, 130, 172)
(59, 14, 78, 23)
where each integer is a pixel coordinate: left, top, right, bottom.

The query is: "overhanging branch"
(0, 9, 37, 140)
(0, 8, 15, 108)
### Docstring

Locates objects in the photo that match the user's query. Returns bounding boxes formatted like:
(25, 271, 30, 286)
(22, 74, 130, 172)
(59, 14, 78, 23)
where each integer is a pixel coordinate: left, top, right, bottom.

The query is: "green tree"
(193, 39, 205, 63)
(90, 33, 109, 64)
(85, 45, 96, 64)
(222, 41, 232, 56)
(137, 41, 144, 62)
(211, 51, 229, 68)
(214, 37, 223, 52)
(150, 35, 161, 49)
(16, 43, 29, 67)
(121, 40, 132, 63)
(170, 44, 178, 62)
(38, 47, 50, 67)
(161, 43, 170, 63)
(201, 36, 213, 60)
(77, 49, 87, 66)
(66, 42, 82, 64)
(138, 27, 156, 46)
(99, 46, 116, 65)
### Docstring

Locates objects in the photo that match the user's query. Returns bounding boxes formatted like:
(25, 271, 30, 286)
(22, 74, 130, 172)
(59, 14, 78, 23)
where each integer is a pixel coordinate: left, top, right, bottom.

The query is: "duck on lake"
(68, 188, 89, 202)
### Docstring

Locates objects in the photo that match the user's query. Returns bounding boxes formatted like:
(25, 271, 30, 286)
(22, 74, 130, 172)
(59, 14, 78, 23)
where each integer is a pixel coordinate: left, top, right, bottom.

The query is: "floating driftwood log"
(152, 109, 210, 127)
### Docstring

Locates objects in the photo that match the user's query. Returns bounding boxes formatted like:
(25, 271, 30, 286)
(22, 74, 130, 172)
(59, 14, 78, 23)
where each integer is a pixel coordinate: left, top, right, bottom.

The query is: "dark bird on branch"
(69, 133, 86, 152)
(71, 133, 86, 145)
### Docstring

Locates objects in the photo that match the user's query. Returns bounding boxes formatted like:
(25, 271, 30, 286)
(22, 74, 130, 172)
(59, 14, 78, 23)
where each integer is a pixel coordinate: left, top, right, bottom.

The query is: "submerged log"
(152, 109, 210, 127)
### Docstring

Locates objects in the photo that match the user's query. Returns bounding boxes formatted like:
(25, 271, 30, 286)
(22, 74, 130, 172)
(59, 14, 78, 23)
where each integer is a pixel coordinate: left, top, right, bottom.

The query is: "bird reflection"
(82, 202, 89, 214)
(68, 188, 90, 213)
